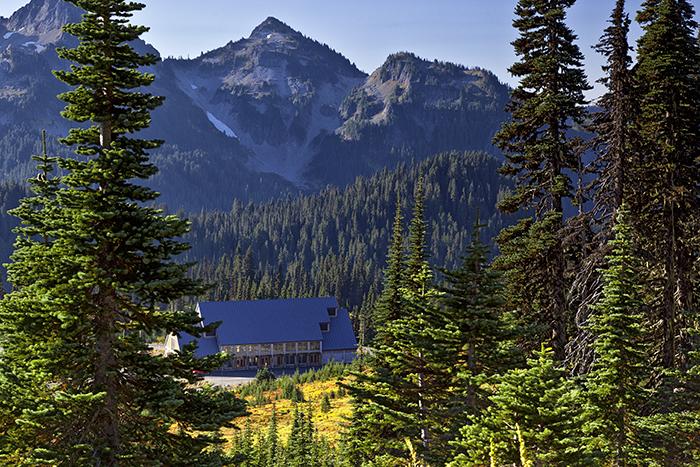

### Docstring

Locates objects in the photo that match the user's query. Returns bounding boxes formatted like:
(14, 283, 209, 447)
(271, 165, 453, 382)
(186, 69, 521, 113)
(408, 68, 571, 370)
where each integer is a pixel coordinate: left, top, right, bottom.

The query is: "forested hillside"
(186, 151, 512, 317)
(0, 151, 511, 299)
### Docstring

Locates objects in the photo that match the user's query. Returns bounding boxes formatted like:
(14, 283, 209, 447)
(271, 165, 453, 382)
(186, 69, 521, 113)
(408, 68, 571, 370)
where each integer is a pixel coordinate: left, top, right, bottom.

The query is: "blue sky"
(2, 0, 699, 99)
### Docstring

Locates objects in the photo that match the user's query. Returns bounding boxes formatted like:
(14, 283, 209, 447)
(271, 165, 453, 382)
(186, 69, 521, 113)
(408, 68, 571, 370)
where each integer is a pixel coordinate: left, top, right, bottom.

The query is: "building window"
(320, 323, 329, 332)
(310, 341, 321, 350)
(327, 307, 337, 317)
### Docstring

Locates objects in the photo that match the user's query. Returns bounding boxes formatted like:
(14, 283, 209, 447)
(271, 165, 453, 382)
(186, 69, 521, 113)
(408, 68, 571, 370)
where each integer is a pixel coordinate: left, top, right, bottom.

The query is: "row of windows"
(220, 341, 321, 355)
(227, 352, 322, 369)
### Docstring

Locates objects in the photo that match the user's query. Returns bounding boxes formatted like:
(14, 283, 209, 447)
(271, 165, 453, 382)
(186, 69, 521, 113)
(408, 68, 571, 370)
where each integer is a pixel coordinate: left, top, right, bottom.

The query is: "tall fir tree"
(372, 193, 405, 345)
(345, 177, 445, 465)
(570, 0, 637, 374)
(450, 346, 588, 466)
(406, 174, 427, 290)
(590, 0, 635, 222)
(494, 0, 591, 360)
(634, 0, 700, 370)
(389, 173, 443, 462)
(582, 206, 648, 465)
(265, 406, 280, 467)
(434, 216, 519, 456)
(384, 264, 443, 465)
(0, 1, 245, 464)
(0, 131, 62, 458)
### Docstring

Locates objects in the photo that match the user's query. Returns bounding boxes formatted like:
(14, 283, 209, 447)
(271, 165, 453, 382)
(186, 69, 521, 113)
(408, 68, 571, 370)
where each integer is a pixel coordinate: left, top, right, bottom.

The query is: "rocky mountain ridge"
(0, 0, 510, 211)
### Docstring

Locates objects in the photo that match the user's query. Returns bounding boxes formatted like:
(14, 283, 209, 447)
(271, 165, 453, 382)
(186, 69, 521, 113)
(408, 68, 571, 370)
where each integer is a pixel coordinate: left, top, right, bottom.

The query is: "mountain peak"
(250, 17, 298, 38)
(384, 52, 422, 64)
(4, 0, 82, 43)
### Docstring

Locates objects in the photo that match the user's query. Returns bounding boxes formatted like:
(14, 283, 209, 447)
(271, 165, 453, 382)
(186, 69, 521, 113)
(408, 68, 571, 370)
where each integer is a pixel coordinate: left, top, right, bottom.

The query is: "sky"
(1, 0, 699, 100)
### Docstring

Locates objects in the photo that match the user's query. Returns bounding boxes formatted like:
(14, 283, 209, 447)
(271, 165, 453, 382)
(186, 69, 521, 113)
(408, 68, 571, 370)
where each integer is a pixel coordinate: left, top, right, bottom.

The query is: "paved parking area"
(203, 376, 255, 387)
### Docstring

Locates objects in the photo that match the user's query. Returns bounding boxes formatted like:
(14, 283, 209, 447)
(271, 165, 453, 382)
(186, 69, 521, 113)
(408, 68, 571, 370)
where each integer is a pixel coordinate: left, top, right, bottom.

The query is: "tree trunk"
(94, 291, 120, 466)
(661, 211, 676, 369)
(676, 243, 694, 371)
(466, 342, 476, 409)
(100, 120, 112, 149)
(550, 128, 568, 361)
(417, 354, 429, 452)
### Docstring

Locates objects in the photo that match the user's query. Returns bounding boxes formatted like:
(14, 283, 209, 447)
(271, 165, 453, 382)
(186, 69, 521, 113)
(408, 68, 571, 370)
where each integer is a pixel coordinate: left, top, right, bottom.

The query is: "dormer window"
(327, 307, 337, 317)
(202, 323, 216, 338)
(320, 322, 330, 332)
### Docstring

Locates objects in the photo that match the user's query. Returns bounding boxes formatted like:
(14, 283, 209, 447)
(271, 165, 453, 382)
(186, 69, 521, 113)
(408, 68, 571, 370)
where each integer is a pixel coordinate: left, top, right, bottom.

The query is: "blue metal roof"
(177, 297, 357, 356)
(177, 332, 219, 358)
(322, 307, 358, 351)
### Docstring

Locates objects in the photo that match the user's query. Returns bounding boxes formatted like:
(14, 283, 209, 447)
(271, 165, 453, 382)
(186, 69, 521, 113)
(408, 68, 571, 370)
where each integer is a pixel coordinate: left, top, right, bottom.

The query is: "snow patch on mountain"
(23, 41, 46, 53)
(3, 32, 16, 39)
(206, 111, 237, 138)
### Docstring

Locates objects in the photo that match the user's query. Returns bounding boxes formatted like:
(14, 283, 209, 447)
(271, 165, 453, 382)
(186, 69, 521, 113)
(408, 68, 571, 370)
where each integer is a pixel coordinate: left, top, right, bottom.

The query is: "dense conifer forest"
(0, 0, 699, 465)
(185, 151, 513, 322)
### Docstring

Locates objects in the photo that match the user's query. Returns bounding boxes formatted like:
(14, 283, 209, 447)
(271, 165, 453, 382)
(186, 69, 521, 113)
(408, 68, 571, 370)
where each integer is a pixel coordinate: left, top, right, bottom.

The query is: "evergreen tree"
(230, 418, 255, 466)
(450, 346, 588, 466)
(344, 363, 396, 463)
(494, 0, 591, 360)
(345, 178, 442, 465)
(436, 216, 519, 443)
(406, 174, 427, 288)
(385, 263, 443, 464)
(320, 393, 332, 413)
(582, 206, 648, 465)
(0, 131, 63, 460)
(287, 406, 315, 467)
(570, 0, 636, 374)
(265, 406, 280, 466)
(590, 0, 635, 221)
(372, 193, 405, 345)
(631, 411, 700, 465)
(634, 0, 700, 370)
(0, 1, 244, 464)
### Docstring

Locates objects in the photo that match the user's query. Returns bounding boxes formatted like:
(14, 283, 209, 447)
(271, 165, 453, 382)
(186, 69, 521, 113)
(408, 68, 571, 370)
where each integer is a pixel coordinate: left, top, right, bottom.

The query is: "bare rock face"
(340, 52, 508, 133)
(0, 0, 163, 138)
(2, 0, 82, 44)
(0, 0, 77, 135)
